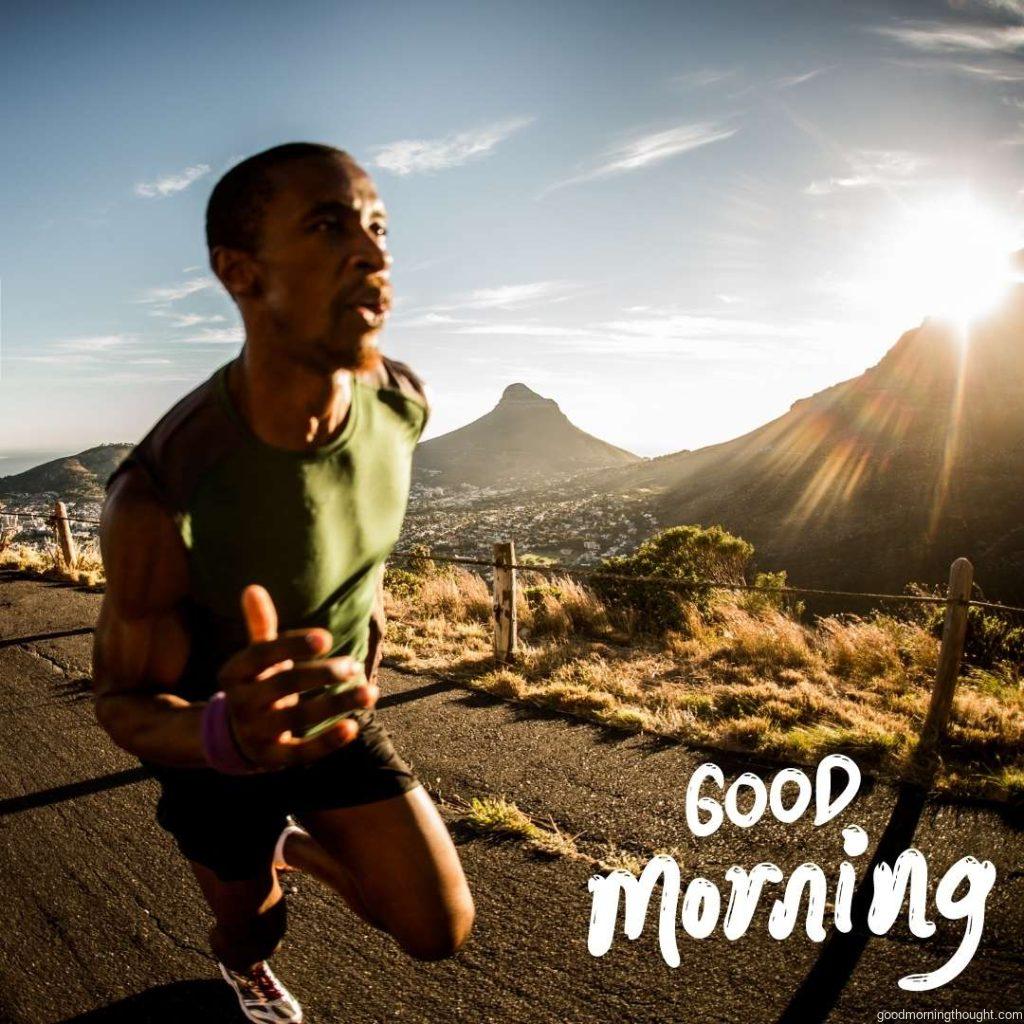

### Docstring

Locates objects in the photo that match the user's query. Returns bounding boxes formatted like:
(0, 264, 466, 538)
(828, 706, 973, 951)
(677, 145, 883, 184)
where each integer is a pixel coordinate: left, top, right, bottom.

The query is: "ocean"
(0, 451, 67, 478)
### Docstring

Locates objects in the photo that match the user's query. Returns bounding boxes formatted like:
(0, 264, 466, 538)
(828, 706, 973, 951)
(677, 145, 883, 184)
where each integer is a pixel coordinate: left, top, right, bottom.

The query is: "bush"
(907, 582, 1024, 669)
(385, 542, 460, 600)
(592, 524, 755, 634)
(739, 570, 805, 619)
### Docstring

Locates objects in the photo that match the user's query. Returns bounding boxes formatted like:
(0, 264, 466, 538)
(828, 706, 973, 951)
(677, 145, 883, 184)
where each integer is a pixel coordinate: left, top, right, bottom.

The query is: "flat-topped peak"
(500, 383, 549, 404)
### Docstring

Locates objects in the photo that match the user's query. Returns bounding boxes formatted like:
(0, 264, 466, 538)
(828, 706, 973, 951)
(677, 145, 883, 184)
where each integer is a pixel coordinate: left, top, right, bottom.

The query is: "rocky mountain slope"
(413, 383, 639, 491)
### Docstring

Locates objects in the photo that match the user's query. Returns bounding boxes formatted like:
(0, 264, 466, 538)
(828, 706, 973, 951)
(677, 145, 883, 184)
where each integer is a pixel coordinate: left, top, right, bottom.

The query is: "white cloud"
(541, 122, 738, 196)
(150, 312, 228, 328)
(395, 303, 830, 360)
(874, 20, 1024, 53)
(397, 281, 581, 321)
(804, 149, 927, 195)
(459, 281, 577, 310)
(452, 322, 594, 338)
(178, 326, 244, 344)
(672, 68, 737, 88)
(971, 0, 1024, 15)
(372, 117, 533, 175)
(600, 313, 815, 341)
(55, 334, 128, 353)
(134, 163, 211, 198)
(15, 353, 103, 364)
(139, 276, 216, 304)
(773, 67, 830, 89)
(393, 311, 466, 328)
(78, 371, 194, 386)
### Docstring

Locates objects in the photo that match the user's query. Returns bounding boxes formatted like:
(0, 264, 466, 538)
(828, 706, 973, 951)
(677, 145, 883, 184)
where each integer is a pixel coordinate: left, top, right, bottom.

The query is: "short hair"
(205, 142, 356, 256)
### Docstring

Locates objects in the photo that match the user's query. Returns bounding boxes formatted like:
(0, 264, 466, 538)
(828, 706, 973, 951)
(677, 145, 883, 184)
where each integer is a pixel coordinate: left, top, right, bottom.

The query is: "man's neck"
(228, 345, 354, 451)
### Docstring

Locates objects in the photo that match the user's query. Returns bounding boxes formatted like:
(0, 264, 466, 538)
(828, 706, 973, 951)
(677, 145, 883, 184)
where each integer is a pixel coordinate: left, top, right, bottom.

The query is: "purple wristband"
(201, 691, 263, 775)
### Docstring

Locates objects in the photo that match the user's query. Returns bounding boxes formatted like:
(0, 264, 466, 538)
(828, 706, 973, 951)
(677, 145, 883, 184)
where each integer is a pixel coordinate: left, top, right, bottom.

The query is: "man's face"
(238, 154, 392, 372)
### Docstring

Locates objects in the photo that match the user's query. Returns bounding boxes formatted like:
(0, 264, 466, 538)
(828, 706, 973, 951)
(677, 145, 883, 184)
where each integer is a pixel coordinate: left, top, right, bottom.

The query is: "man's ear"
(210, 246, 262, 300)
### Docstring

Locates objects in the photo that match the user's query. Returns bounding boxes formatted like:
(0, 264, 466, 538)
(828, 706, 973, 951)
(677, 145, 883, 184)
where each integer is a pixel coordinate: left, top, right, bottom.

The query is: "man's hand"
(216, 584, 379, 769)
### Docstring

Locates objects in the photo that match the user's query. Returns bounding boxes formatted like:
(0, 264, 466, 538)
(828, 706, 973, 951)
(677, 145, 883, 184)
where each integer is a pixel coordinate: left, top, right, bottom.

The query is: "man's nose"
(350, 232, 391, 275)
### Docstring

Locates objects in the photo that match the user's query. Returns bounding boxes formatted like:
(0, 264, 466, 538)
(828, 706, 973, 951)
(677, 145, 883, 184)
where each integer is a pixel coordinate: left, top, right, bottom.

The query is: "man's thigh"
(297, 786, 474, 959)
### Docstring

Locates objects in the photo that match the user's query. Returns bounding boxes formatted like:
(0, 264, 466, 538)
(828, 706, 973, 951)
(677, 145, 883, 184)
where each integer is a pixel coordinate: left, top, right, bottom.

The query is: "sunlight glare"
(874, 193, 1019, 331)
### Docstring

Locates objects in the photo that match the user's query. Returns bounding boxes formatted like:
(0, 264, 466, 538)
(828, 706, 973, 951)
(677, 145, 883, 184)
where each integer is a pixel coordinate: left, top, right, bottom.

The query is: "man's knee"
(393, 895, 475, 962)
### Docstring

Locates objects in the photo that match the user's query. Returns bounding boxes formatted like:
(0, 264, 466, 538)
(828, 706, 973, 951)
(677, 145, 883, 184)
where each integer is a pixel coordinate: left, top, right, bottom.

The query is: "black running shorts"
(146, 709, 421, 882)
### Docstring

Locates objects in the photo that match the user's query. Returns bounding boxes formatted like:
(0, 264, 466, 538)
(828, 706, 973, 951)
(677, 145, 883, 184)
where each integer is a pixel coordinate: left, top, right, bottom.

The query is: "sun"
(873, 192, 1019, 330)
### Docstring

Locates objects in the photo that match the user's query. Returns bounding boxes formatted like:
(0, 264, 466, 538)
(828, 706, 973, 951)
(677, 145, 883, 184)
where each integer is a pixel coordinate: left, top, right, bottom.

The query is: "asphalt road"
(0, 571, 1021, 1023)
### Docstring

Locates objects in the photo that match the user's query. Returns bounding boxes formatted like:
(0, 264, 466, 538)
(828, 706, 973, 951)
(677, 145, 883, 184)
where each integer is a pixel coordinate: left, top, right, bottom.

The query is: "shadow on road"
(775, 781, 929, 1024)
(377, 677, 460, 709)
(0, 627, 95, 649)
(58, 979, 240, 1023)
(0, 766, 152, 817)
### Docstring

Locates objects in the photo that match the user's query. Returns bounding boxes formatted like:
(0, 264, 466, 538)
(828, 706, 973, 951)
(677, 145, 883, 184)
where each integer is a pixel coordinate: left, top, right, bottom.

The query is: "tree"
(593, 524, 754, 633)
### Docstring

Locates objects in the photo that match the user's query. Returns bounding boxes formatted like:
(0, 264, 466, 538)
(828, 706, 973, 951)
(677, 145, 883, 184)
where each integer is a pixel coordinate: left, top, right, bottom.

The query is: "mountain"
(0, 444, 131, 501)
(573, 285, 1024, 601)
(413, 383, 640, 490)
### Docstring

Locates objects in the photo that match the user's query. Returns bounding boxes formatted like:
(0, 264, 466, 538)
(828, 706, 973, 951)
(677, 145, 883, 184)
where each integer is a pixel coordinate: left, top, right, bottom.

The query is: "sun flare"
(874, 193, 1020, 331)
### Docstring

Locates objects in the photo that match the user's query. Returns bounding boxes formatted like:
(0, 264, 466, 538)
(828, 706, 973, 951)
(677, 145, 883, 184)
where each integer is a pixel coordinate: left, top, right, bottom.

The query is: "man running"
(91, 142, 475, 1023)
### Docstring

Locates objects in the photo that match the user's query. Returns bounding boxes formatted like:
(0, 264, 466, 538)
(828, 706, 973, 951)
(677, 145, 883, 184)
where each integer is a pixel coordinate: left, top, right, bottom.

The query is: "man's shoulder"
(105, 364, 242, 511)
(362, 355, 429, 404)
(362, 354, 431, 422)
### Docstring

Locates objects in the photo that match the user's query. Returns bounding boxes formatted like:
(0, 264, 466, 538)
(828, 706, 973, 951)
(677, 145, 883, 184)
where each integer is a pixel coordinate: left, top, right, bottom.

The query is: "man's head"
(206, 143, 390, 374)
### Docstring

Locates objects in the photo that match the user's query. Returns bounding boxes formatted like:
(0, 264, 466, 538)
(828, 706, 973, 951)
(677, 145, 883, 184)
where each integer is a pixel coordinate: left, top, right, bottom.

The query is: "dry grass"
(455, 795, 581, 860)
(386, 564, 1024, 801)
(0, 540, 104, 588)
(450, 792, 666, 873)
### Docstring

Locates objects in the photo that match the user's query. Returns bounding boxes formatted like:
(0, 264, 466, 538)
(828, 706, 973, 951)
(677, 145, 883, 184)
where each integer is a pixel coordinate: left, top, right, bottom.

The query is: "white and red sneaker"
(218, 960, 304, 1023)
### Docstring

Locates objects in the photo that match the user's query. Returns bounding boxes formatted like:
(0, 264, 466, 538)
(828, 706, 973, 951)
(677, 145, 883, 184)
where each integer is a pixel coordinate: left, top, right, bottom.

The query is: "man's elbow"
(93, 692, 137, 752)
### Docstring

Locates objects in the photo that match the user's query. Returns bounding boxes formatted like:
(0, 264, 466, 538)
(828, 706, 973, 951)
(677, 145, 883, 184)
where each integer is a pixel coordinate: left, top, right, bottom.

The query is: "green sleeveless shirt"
(106, 355, 429, 733)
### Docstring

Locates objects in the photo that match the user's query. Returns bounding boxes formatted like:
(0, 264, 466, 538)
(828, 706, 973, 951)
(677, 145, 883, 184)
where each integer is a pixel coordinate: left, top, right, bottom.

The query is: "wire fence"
(383, 550, 1024, 616)
(1, 509, 100, 526)
(4, 503, 1024, 616)
(1, 500, 1016, 779)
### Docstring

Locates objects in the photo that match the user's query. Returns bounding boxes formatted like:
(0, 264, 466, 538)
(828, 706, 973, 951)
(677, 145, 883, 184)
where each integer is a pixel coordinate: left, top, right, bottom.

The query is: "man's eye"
(371, 223, 388, 238)
(314, 218, 340, 232)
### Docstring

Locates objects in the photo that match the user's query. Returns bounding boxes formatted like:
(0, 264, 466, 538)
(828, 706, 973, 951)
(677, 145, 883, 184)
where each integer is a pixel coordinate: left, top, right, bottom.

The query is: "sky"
(3, 0, 1024, 460)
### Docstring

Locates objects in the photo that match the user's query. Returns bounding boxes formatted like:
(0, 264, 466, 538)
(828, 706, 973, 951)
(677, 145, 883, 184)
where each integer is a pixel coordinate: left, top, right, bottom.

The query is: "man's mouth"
(349, 293, 390, 325)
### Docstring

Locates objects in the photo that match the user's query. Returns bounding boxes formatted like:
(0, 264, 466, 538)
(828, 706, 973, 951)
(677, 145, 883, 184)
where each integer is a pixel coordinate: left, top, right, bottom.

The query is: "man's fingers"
(241, 584, 278, 644)
(219, 630, 332, 683)
(260, 658, 366, 704)
(281, 682, 378, 735)
(279, 717, 362, 765)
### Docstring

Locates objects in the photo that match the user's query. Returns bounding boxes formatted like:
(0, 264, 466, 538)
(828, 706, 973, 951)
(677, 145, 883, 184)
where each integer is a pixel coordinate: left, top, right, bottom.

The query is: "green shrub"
(592, 524, 754, 634)
(741, 570, 805, 619)
(385, 542, 460, 599)
(906, 582, 1024, 669)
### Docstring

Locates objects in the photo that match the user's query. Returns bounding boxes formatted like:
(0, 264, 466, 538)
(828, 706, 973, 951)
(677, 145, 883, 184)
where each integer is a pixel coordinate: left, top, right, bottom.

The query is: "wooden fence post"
(53, 500, 78, 570)
(493, 540, 518, 663)
(914, 556, 973, 776)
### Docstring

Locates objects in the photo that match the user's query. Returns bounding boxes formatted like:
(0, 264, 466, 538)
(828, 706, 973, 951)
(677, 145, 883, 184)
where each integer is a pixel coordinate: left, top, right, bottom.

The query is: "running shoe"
(218, 960, 304, 1023)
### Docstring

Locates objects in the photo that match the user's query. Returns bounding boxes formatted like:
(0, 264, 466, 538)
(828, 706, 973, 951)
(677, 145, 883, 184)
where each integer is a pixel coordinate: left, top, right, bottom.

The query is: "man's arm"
(91, 463, 206, 766)
(92, 463, 379, 770)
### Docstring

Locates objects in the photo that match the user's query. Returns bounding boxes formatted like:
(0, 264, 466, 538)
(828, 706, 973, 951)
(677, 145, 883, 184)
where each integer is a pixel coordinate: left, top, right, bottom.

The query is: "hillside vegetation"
(0, 444, 130, 501)
(383, 528, 1024, 801)
(5, 524, 1021, 800)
